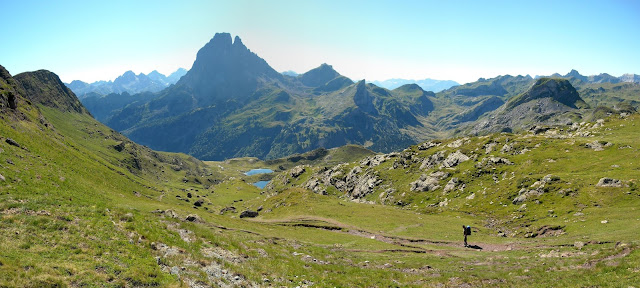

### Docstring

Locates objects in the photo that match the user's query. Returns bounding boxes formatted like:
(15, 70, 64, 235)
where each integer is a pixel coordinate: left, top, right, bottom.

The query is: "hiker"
(463, 225, 471, 247)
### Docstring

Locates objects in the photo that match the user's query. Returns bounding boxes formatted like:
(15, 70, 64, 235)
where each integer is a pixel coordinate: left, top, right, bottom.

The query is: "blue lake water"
(244, 168, 273, 176)
(253, 181, 270, 189)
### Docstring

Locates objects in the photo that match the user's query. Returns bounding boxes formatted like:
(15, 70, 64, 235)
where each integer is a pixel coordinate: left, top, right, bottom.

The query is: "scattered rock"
(220, 207, 236, 215)
(601, 220, 609, 224)
(501, 143, 513, 153)
(447, 139, 466, 148)
(418, 141, 439, 151)
(596, 178, 623, 187)
(443, 177, 461, 193)
(574, 241, 585, 249)
(419, 151, 446, 170)
(360, 154, 389, 167)
(585, 140, 612, 151)
(194, 199, 204, 207)
(185, 214, 201, 222)
(5, 138, 20, 148)
(530, 125, 550, 134)
(410, 172, 448, 192)
(239, 210, 258, 218)
(0, 174, 4, 181)
(113, 141, 125, 152)
(484, 142, 497, 154)
(512, 187, 544, 204)
(290, 166, 306, 178)
(441, 151, 470, 168)
(170, 266, 180, 276)
(476, 156, 513, 168)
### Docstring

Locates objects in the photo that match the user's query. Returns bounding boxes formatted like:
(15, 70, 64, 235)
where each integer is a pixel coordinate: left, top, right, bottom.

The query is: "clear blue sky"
(2, 0, 639, 84)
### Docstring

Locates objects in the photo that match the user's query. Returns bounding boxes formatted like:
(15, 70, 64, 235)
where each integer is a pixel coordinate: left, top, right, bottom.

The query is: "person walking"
(463, 225, 471, 247)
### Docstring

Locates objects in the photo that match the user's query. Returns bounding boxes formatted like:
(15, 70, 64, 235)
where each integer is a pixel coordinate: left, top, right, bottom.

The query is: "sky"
(2, 0, 639, 85)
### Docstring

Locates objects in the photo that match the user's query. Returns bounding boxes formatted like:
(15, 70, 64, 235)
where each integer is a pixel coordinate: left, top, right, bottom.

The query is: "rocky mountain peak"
(506, 78, 584, 110)
(299, 63, 340, 87)
(233, 35, 246, 50)
(175, 33, 282, 105)
(115, 70, 137, 83)
(210, 32, 233, 49)
(353, 80, 377, 115)
(565, 69, 582, 78)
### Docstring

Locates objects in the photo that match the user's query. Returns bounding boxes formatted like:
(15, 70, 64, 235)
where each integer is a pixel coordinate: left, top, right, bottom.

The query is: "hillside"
(1, 65, 640, 287)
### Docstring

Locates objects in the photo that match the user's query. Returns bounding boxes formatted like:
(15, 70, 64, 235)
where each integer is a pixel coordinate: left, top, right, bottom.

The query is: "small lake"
(252, 181, 270, 189)
(244, 168, 273, 176)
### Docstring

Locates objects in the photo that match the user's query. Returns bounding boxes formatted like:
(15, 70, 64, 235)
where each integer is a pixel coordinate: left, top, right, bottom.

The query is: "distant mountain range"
(76, 33, 640, 161)
(66, 68, 187, 98)
(545, 69, 640, 84)
(281, 70, 299, 77)
(371, 78, 459, 92)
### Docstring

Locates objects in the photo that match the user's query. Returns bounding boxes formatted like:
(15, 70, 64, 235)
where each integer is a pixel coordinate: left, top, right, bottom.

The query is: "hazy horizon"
(2, 0, 639, 85)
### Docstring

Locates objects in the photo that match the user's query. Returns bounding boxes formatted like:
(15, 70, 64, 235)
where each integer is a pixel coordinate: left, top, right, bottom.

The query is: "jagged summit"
(565, 69, 582, 78)
(233, 35, 246, 49)
(176, 33, 282, 104)
(506, 78, 585, 110)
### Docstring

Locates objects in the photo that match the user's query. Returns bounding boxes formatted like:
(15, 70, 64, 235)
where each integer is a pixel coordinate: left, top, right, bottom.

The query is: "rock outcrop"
(596, 178, 623, 187)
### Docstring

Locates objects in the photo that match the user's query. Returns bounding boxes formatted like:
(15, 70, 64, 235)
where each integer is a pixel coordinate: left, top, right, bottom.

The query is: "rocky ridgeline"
(267, 113, 633, 210)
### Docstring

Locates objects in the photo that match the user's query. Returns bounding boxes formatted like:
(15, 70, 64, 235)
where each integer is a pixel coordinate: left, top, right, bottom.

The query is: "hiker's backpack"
(465, 226, 471, 235)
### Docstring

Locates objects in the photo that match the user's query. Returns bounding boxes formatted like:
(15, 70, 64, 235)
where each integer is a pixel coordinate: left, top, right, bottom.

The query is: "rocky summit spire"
(353, 80, 378, 115)
(233, 35, 246, 50)
(175, 33, 282, 105)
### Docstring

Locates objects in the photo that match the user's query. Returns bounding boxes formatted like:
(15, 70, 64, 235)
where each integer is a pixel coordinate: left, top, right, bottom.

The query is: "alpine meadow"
(1, 1, 640, 287)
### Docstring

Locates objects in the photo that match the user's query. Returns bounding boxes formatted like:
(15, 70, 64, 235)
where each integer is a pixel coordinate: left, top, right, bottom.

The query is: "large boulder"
(596, 178, 623, 187)
(441, 151, 470, 168)
(239, 210, 259, 218)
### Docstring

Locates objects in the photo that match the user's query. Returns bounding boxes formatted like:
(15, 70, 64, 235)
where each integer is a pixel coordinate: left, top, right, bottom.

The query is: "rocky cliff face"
(0, 65, 20, 110)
